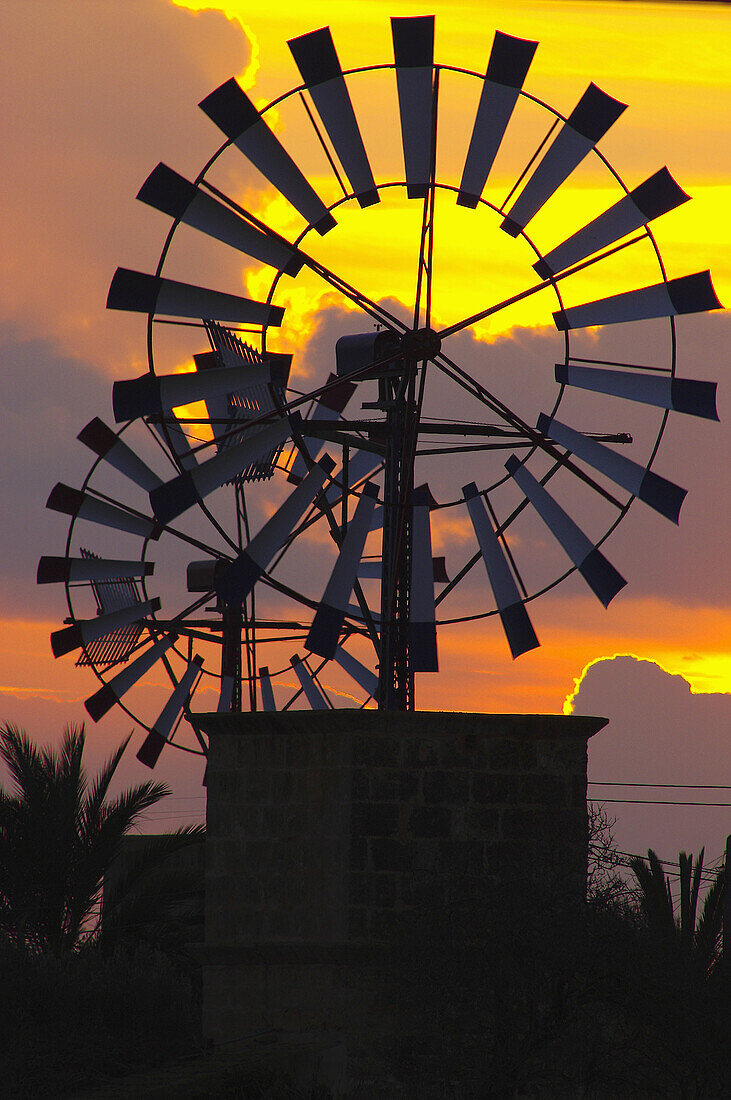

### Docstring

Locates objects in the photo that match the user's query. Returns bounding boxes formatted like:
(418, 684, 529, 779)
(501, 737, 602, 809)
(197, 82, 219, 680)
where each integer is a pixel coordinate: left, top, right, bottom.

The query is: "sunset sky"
(1, 0, 728, 860)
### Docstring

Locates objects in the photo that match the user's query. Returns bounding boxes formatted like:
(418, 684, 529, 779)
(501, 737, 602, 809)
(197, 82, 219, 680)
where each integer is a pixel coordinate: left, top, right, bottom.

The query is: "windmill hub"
(401, 326, 441, 360)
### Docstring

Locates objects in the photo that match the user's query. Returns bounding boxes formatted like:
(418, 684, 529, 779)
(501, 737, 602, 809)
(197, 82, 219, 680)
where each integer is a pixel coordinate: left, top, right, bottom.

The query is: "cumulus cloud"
(575, 655, 730, 862)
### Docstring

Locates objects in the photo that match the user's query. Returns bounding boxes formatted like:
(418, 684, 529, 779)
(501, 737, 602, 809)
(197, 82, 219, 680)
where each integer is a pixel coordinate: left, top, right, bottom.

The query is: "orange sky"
(0, 0, 728, 833)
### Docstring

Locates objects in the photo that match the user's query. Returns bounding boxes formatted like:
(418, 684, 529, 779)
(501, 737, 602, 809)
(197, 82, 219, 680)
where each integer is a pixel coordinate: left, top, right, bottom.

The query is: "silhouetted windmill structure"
(40, 16, 721, 764)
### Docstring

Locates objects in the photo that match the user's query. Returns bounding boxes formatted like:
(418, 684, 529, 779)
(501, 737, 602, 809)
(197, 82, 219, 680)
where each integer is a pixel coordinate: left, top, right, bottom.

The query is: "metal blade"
(137, 655, 204, 767)
(259, 666, 276, 711)
(288, 27, 378, 208)
(537, 412, 687, 523)
(38, 556, 154, 584)
(47, 483, 161, 540)
(505, 456, 626, 606)
(107, 268, 284, 327)
(306, 482, 379, 659)
(51, 597, 161, 658)
(333, 646, 378, 697)
(553, 271, 722, 330)
(458, 31, 537, 208)
(150, 414, 298, 525)
(409, 487, 438, 671)
(534, 167, 689, 277)
(290, 653, 329, 709)
(78, 419, 163, 491)
(112, 359, 289, 422)
(391, 15, 434, 199)
(322, 449, 382, 509)
(138, 163, 303, 274)
(463, 482, 539, 658)
(200, 79, 335, 234)
(217, 675, 234, 713)
(215, 453, 337, 607)
(555, 363, 718, 420)
(502, 83, 627, 236)
(85, 634, 177, 721)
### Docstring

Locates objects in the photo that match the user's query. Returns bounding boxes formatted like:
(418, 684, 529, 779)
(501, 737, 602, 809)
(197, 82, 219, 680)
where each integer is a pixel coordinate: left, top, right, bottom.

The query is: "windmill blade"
(409, 487, 438, 671)
(259, 666, 276, 711)
(137, 655, 204, 768)
(77, 419, 163, 492)
(47, 483, 161, 540)
(321, 448, 382, 510)
(537, 412, 687, 523)
(463, 482, 539, 658)
(333, 646, 378, 698)
(554, 271, 722, 330)
(112, 359, 290, 422)
(200, 78, 335, 235)
(306, 482, 380, 659)
(534, 167, 690, 278)
(555, 364, 718, 420)
(369, 504, 384, 531)
(107, 268, 284, 327)
(137, 163, 303, 274)
(38, 556, 154, 585)
(457, 31, 538, 208)
(85, 634, 177, 721)
(290, 653, 329, 709)
(51, 598, 161, 659)
(357, 560, 382, 579)
(391, 15, 434, 199)
(216, 453, 337, 608)
(288, 27, 379, 208)
(150, 414, 299, 526)
(505, 456, 626, 607)
(288, 375, 358, 483)
(217, 675, 234, 713)
(152, 420, 199, 472)
(502, 83, 627, 236)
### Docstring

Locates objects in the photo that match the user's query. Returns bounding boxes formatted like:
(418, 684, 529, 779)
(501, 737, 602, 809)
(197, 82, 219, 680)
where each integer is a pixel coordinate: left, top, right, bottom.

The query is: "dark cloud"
(576, 655, 730, 862)
(0, 1, 250, 369)
(0, 325, 110, 618)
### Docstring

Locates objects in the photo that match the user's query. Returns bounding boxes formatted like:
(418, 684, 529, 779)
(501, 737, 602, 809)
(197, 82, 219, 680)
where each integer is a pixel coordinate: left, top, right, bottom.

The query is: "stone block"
(350, 872, 397, 908)
(488, 738, 538, 771)
(351, 801, 399, 837)
(409, 805, 452, 838)
(520, 772, 567, 805)
(455, 804, 500, 841)
(352, 733, 402, 767)
(472, 772, 521, 805)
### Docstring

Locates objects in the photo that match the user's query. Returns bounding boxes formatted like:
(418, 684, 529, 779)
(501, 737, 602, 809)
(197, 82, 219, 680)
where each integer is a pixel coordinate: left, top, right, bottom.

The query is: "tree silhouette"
(629, 847, 725, 977)
(0, 723, 202, 955)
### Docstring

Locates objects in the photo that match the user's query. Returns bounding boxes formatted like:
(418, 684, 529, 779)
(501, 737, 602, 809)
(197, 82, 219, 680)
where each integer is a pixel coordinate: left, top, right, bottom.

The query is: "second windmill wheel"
(40, 16, 721, 765)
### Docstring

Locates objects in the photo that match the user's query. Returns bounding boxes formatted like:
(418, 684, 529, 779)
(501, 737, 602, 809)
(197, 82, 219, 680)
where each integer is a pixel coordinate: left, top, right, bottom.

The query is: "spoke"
(434, 459, 565, 609)
(431, 350, 624, 508)
(439, 232, 647, 340)
(201, 178, 407, 334)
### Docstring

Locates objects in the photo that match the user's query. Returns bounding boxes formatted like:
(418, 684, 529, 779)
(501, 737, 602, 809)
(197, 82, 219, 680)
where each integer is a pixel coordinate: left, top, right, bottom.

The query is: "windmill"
(40, 16, 721, 766)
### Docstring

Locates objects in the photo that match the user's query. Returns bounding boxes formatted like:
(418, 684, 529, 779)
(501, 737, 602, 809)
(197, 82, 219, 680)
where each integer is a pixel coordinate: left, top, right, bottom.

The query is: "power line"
(590, 798, 731, 807)
(590, 782, 731, 790)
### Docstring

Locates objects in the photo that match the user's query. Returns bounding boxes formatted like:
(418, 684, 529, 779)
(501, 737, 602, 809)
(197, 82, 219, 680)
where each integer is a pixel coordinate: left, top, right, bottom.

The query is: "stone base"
(197, 710, 606, 1095)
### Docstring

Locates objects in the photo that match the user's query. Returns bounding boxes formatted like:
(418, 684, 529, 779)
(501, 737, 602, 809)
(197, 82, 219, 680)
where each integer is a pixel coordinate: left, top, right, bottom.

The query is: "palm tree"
(629, 847, 725, 977)
(0, 723, 203, 955)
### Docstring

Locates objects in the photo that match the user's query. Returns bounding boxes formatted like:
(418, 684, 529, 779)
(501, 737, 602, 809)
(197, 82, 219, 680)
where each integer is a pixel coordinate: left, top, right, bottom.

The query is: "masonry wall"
(198, 710, 606, 1094)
